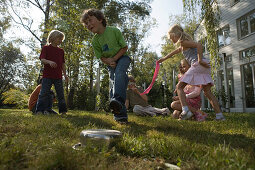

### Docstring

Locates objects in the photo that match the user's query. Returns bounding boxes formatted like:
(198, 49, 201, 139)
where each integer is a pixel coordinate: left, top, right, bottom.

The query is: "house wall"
(194, 0, 255, 112)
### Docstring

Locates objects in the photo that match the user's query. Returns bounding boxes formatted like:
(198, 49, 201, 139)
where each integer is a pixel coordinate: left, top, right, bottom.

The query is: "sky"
(144, 0, 184, 56)
(5, 0, 184, 57)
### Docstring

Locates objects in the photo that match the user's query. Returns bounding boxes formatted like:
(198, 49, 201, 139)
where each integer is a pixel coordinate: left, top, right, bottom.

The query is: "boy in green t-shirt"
(81, 8, 131, 124)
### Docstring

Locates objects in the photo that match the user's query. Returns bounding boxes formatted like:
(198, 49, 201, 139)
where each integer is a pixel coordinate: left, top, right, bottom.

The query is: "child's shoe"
(180, 110, 193, 120)
(215, 113, 226, 121)
(110, 100, 122, 114)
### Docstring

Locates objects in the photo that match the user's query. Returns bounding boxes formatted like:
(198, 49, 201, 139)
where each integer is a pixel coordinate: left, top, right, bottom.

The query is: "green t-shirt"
(92, 26, 127, 59)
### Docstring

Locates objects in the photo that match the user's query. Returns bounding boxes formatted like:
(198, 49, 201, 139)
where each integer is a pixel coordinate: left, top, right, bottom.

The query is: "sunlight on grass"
(0, 109, 255, 169)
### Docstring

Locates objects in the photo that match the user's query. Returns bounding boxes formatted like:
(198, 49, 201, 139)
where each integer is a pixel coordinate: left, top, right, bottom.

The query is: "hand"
(158, 57, 166, 63)
(101, 57, 116, 68)
(198, 60, 210, 68)
(49, 61, 57, 68)
(109, 61, 116, 68)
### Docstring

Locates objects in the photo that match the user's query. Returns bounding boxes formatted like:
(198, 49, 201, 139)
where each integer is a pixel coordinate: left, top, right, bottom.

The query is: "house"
(194, 0, 255, 112)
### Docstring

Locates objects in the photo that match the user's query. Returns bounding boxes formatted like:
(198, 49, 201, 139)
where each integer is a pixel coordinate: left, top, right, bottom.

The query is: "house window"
(220, 54, 232, 65)
(237, 10, 255, 39)
(239, 46, 255, 60)
(217, 69, 235, 108)
(217, 26, 231, 47)
(230, 0, 240, 6)
(241, 62, 255, 108)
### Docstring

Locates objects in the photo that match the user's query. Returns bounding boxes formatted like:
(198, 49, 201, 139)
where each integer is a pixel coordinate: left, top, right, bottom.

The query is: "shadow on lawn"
(63, 111, 255, 152)
(65, 113, 113, 129)
(156, 124, 255, 151)
(124, 115, 255, 152)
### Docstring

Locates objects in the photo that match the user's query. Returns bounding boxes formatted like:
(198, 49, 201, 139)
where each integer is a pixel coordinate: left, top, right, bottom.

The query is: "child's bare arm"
(112, 46, 128, 61)
(41, 59, 57, 68)
(158, 47, 181, 63)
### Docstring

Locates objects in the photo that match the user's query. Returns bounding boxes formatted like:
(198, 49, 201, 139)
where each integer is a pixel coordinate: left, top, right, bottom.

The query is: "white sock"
(182, 106, 189, 113)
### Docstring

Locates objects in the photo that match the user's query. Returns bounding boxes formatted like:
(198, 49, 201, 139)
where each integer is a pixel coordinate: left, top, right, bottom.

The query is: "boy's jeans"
(32, 92, 53, 114)
(108, 55, 131, 121)
(36, 78, 67, 113)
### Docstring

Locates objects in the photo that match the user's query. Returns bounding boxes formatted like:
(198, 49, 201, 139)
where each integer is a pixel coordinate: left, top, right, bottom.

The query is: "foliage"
(0, 43, 25, 97)
(183, 0, 220, 79)
(1, 89, 29, 109)
(0, 109, 255, 169)
(212, 88, 229, 109)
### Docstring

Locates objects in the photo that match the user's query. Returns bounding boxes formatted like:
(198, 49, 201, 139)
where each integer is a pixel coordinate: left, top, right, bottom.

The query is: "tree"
(183, 0, 220, 77)
(0, 43, 25, 98)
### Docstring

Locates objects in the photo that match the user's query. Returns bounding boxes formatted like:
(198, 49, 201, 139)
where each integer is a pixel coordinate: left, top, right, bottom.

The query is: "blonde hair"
(47, 30, 65, 45)
(179, 59, 190, 74)
(167, 24, 193, 45)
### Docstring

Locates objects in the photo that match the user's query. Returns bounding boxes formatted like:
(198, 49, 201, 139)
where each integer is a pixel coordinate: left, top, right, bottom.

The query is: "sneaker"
(180, 110, 193, 120)
(110, 100, 122, 114)
(215, 115, 226, 121)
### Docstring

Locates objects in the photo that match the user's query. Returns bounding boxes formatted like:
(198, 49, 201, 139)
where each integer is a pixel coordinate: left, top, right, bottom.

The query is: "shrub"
(2, 88, 29, 109)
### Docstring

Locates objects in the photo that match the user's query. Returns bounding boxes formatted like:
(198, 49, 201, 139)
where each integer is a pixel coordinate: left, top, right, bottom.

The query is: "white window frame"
(237, 10, 255, 39)
(217, 25, 231, 48)
(239, 46, 255, 60)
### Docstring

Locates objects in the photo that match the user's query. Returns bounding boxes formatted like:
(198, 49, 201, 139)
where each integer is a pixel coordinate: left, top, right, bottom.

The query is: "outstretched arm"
(158, 47, 182, 63)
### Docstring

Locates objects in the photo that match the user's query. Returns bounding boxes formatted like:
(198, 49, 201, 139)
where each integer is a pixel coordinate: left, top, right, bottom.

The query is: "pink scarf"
(140, 60, 160, 95)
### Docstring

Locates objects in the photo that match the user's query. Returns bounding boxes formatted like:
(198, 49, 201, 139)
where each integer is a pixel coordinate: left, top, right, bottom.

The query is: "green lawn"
(0, 109, 255, 169)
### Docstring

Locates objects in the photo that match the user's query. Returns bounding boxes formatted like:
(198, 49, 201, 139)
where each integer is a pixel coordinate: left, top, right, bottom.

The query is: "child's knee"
(171, 102, 178, 110)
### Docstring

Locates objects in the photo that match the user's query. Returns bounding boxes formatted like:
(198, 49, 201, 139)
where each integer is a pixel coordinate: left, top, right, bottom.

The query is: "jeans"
(32, 92, 53, 114)
(108, 55, 131, 120)
(36, 78, 67, 113)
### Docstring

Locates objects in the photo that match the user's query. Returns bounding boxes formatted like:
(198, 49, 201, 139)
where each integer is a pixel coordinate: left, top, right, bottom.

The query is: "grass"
(0, 109, 255, 169)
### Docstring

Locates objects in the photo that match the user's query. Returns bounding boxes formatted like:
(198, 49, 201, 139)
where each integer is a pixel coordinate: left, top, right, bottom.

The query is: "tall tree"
(0, 43, 25, 97)
(4, 0, 54, 47)
(183, 0, 220, 77)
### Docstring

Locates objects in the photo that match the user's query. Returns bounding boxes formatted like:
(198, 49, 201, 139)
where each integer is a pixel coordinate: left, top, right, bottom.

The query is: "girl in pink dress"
(159, 24, 225, 121)
(171, 59, 207, 121)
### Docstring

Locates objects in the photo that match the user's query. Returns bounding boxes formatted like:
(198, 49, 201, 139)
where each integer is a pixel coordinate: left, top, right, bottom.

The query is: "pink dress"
(178, 74, 201, 110)
(184, 85, 201, 110)
(180, 48, 214, 86)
